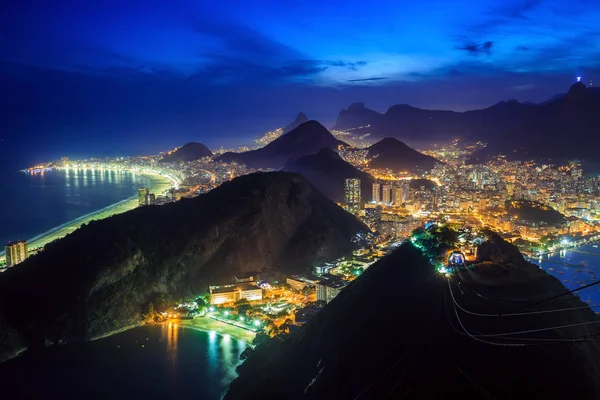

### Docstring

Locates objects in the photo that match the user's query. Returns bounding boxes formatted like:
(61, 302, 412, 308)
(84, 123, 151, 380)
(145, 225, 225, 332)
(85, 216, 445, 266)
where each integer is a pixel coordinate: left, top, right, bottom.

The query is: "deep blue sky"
(1, 0, 599, 164)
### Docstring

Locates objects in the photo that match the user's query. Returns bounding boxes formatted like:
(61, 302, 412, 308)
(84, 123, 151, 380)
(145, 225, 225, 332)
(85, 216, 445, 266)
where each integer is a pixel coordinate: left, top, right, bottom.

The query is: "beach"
(177, 317, 257, 343)
(1, 171, 173, 262)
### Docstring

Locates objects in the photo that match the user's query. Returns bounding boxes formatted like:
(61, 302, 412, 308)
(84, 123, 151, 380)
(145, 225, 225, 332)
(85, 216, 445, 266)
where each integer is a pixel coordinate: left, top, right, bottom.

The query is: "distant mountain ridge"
(218, 121, 347, 169)
(367, 137, 439, 172)
(161, 142, 212, 163)
(333, 83, 600, 160)
(284, 147, 374, 203)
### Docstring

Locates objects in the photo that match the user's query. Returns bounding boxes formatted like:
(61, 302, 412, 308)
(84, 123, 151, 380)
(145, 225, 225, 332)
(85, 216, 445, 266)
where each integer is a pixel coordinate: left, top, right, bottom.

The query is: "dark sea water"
(0, 166, 147, 247)
(531, 244, 600, 307)
(0, 325, 246, 399)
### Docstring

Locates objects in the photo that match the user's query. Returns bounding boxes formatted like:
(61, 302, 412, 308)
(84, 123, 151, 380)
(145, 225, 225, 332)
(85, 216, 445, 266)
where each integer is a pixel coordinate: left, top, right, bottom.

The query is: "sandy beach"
(1, 171, 173, 262)
(177, 317, 257, 343)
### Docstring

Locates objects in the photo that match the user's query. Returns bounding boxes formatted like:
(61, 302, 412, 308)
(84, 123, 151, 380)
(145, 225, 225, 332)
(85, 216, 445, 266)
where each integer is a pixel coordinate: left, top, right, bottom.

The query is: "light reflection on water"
(0, 324, 246, 400)
(532, 244, 600, 306)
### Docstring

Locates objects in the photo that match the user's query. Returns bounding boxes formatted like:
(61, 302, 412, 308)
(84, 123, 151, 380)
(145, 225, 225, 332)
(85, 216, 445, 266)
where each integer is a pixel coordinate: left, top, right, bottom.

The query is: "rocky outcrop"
(0, 172, 367, 361)
(477, 231, 525, 266)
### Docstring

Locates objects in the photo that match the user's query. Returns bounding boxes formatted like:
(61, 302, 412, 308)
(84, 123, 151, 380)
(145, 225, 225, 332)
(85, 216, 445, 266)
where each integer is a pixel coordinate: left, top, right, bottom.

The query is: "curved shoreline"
(1, 170, 173, 259)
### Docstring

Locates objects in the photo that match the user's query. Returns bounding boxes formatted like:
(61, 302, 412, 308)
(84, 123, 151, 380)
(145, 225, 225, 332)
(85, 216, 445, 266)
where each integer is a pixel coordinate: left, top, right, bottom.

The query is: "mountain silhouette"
(283, 112, 309, 133)
(367, 138, 439, 172)
(161, 142, 212, 163)
(217, 121, 347, 169)
(334, 83, 600, 160)
(284, 147, 374, 203)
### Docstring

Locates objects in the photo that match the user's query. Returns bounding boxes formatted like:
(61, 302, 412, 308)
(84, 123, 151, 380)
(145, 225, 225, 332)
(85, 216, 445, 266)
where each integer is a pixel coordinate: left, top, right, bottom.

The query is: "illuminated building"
(382, 184, 392, 204)
(138, 188, 150, 206)
(209, 283, 263, 305)
(372, 183, 381, 203)
(316, 277, 347, 303)
(393, 187, 403, 206)
(286, 275, 317, 291)
(138, 188, 156, 206)
(344, 178, 361, 214)
(5, 240, 28, 268)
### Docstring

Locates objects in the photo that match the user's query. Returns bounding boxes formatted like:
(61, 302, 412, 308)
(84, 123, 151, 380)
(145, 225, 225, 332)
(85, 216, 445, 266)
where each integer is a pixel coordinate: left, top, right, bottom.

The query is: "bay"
(0, 325, 247, 399)
(0, 167, 147, 247)
(532, 243, 600, 306)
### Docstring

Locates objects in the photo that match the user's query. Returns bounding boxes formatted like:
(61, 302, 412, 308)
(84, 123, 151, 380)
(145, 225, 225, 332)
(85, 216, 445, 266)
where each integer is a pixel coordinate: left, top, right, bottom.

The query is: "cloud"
(456, 41, 494, 56)
(347, 77, 387, 82)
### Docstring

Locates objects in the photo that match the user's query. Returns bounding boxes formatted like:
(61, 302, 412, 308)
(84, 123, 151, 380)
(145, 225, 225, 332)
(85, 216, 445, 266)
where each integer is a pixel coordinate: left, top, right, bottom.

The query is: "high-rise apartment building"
(382, 184, 392, 204)
(393, 186, 404, 206)
(372, 183, 381, 203)
(139, 188, 156, 206)
(5, 240, 28, 268)
(344, 178, 361, 215)
(138, 188, 149, 206)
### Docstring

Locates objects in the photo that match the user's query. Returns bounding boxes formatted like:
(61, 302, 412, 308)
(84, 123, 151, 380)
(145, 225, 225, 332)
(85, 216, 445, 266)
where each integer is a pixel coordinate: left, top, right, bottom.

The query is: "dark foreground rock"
(225, 239, 600, 399)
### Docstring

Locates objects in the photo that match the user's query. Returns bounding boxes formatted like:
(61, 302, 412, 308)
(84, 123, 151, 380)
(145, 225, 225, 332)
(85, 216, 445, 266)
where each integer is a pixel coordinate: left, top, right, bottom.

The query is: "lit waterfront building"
(372, 183, 381, 203)
(5, 240, 28, 268)
(345, 178, 361, 215)
(138, 188, 156, 206)
(209, 283, 263, 305)
(138, 188, 150, 206)
(382, 184, 392, 205)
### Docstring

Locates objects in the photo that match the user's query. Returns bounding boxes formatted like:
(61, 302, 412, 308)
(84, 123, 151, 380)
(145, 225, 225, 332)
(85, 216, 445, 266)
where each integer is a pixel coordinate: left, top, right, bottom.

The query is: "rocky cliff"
(0, 172, 367, 361)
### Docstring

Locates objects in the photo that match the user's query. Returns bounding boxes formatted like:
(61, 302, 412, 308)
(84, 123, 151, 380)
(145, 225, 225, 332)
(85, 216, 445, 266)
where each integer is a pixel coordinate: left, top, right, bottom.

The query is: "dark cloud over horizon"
(1, 0, 599, 160)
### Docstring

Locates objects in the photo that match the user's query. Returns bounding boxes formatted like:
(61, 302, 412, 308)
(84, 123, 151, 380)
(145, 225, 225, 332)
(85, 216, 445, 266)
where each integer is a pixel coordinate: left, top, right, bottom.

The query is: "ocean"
(531, 244, 600, 306)
(0, 166, 147, 247)
(0, 325, 246, 399)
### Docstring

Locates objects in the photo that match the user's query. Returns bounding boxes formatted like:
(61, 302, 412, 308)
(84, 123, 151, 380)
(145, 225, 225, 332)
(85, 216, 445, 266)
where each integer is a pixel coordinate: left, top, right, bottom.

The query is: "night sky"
(1, 0, 599, 163)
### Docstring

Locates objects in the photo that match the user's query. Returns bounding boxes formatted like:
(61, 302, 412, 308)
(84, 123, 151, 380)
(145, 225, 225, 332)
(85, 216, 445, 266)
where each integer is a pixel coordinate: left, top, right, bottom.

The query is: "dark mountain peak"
(314, 146, 341, 160)
(295, 112, 308, 121)
(283, 112, 309, 133)
(161, 142, 212, 163)
(567, 81, 588, 100)
(348, 102, 367, 111)
(334, 103, 381, 131)
(217, 121, 345, 169)
(367, 137, 438, 172)
(289, 119, 327, 134)
(386, 103, 419, 113)
(489, 99, 521, 109)
(371, 137, 411, 150)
